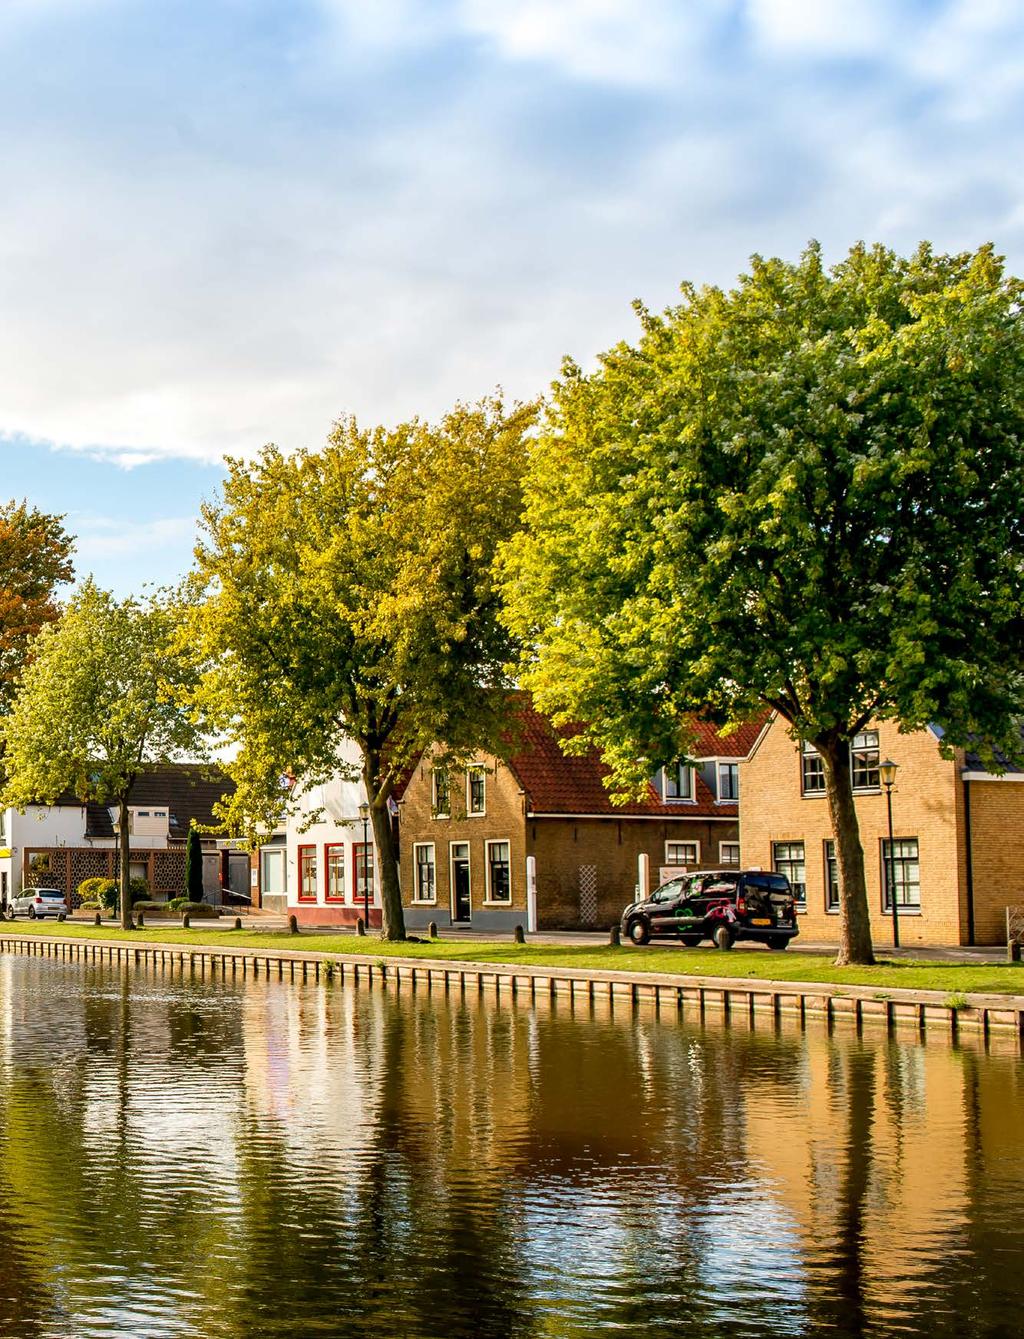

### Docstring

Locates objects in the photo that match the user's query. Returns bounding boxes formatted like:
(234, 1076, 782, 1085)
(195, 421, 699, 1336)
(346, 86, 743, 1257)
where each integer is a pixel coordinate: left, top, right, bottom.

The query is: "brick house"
(399, 700, 764, 932)
(1, 764, 232, 908)
(740, 715, 1024, 946)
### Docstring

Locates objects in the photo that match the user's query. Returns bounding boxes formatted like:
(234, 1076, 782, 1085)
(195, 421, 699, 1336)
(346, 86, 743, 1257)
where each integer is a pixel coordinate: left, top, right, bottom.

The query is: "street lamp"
(879, 759, 899, 948)
(358, 801, 370, 928)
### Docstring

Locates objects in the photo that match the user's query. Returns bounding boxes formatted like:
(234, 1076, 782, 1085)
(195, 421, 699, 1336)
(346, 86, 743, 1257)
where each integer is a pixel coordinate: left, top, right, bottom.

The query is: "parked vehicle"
(620, 870, 798, 950)
(8, 887, 68, 921)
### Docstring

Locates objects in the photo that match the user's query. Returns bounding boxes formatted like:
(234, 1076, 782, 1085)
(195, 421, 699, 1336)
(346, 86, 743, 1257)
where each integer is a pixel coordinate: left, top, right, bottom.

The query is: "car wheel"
(679, 934, 702, 947)
(28, 907, 36, 920)
(627, 918, 650, 946)
(712, 923, 733, 951)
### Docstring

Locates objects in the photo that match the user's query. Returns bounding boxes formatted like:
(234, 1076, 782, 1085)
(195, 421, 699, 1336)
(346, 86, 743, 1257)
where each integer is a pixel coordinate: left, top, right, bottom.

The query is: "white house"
(256, 742, 388, 927)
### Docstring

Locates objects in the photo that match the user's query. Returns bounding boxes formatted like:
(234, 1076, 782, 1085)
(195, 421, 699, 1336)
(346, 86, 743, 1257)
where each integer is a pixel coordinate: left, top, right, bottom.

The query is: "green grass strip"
(9, 921, 1024, 996)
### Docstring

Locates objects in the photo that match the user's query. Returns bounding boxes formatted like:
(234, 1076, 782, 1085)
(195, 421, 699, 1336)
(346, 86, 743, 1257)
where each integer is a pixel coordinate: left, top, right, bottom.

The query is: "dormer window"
(663, 764, 694, 802)
(717, 763, 739, 801)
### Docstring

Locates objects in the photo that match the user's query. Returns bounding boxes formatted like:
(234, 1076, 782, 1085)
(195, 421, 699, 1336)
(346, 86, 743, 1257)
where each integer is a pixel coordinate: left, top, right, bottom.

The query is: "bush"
(165, 900, 219, 917)
(78, 900, 102, 911)
(77, 877, 107, 903)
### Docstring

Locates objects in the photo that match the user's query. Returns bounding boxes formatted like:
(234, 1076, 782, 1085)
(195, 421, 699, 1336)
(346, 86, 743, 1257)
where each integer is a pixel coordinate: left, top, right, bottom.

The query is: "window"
(0, 809, 6, 842)
(325, 844, 346, 901)
(772, 841, 806, 906)
(413, 843, 436, 903)
(882, 838, 920, 910)
(355, 843, 375, 904)
(297, 845, 318, 902)
(486, 841, 511, 902)
(717, 763, 739, 801)
(851, 731, 880, 791)
(663, 764, 694, 801)
(719, 841, 740, 867)
(467, 767, 486, 816)
(260, 847, 285, 896)
(665, 840, 699, 867)
(801, 741, 826, 795)
(432, 769, 450, 817)
(824, 839, 840, 911)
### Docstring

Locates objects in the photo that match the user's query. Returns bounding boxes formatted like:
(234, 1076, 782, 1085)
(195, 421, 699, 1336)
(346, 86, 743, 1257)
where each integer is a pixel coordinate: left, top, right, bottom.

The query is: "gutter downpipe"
(963, 775, 975, 947)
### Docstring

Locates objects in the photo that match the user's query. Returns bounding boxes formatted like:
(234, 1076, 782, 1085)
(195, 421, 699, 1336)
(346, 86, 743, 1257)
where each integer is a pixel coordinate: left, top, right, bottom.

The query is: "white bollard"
(526, 856, 538, 934)
(637, 852, 650, 900)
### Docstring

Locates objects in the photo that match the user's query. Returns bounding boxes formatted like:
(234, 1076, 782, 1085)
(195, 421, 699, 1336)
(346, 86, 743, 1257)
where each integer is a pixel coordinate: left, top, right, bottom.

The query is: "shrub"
(77, 876, 107, 903)
(78, 900, 102, 911)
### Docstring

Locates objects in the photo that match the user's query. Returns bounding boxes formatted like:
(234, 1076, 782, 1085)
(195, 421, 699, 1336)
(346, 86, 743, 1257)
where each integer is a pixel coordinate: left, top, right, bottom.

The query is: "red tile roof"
(506, 698, 766, 818)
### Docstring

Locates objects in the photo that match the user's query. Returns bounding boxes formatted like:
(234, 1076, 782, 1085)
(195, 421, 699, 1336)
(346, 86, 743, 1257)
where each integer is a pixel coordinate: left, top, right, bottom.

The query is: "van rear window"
(742, 874, 790, 893)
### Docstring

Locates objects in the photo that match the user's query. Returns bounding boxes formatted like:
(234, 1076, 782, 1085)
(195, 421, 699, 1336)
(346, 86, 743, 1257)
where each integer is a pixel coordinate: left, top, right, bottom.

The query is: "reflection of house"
(741, 716, 1024, 945)
(399, 698, 764, 932)
(0, 764, 232, 906)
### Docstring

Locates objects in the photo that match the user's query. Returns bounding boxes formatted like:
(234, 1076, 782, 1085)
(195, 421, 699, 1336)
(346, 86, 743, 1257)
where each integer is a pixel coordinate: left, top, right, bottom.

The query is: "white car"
(8, 887, 67, 921)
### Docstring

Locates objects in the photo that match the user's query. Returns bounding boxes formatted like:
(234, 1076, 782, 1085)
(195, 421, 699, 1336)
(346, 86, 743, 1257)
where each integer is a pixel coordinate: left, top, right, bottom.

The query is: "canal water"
(0, 955, 1021, 1339)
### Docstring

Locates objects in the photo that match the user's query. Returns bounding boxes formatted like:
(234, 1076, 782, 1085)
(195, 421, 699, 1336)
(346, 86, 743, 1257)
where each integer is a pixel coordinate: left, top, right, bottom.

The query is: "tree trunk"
(118, 795, 134, 931)
(819, 738, 875, 966)
(363, 758, 405, 942)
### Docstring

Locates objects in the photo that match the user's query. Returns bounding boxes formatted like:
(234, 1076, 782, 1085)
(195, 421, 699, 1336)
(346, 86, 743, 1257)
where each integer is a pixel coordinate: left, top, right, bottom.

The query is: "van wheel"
(628, 918, 650, 946)
(713, 923, 733, 951)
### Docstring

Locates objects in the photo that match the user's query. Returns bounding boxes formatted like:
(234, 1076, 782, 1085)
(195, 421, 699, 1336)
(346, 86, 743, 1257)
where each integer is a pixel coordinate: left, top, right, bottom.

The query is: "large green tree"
(0, 499, 75, 709)
(500, 242, 1024, 965)
(0, 582, 205, 929)
(187, 396, 535, 940)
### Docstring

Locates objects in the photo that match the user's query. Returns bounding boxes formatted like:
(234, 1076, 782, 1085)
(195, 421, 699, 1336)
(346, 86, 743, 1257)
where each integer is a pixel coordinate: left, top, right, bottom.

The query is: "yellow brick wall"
(740, 718, 968, 946)
(398, 749, 529, 919)
(963, 780, 1024, 944)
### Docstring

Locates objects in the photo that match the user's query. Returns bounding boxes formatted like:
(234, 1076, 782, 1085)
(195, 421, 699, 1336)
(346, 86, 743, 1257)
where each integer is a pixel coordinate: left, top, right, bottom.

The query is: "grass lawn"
(8, 920, 1024, 997)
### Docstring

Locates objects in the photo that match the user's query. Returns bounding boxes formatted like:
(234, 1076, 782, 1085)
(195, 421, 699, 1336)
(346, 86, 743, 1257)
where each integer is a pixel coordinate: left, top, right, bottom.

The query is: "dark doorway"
(450, 844, 471, 922)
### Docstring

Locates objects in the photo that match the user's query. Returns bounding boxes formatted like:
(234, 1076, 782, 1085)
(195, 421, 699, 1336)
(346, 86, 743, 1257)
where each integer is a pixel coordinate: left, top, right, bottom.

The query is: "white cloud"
(72, 514, 197, 563)
(746, 0, 900, 58)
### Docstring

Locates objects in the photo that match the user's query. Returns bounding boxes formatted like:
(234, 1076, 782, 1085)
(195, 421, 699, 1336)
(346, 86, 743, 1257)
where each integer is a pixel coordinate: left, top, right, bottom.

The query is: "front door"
(450, 843, 471, 922)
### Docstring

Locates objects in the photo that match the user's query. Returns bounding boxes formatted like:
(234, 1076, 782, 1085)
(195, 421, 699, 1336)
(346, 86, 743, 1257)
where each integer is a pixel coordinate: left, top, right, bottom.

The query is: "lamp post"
(879, 759, 899, 948)
(358, 801, 370, 928)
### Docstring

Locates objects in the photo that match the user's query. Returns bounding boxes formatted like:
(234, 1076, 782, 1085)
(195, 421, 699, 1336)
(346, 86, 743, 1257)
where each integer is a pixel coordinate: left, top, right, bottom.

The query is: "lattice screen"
(1007, 906, 1024, 945)
(578, 865, 598, 926)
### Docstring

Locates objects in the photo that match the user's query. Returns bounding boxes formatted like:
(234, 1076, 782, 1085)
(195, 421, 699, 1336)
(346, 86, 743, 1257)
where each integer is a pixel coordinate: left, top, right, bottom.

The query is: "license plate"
(750, 917, 772, 926)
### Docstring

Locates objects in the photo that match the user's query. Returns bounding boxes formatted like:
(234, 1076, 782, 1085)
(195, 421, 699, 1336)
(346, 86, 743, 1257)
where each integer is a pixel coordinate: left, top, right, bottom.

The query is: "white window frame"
(432, 768, 450, 818)
(719, 841, 740, 867)
(801, 741, 826, 796)
(665, 840, 700, 867)
(881, 837, 921, 912)
(260, 847, 286, 895)
(824, 839, 840, 913)
(412, 842, 436, 904)
(662, 764, 695, 803)
(467, 766, 487, 817)
(484, 839, 512, 904)
(851, 731, 881, 793)
(716, 762, 739, 802)
(772, 840, 806, 907)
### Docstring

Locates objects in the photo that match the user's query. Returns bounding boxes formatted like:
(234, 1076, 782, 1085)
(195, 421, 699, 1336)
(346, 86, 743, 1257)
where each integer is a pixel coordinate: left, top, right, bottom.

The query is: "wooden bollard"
(289, 914, 299, 935)
(234, 917, 242, 931)
(513, 924, 525, 944)
(182, 912, 190, 928)
(609, 924, 621, 946)
(136, 911, 145, 928)
(94, 912, 102, 927)
(428, 921, 438, 939)
(356, 917, 366, 937)
(1009, 940, 1021, 963)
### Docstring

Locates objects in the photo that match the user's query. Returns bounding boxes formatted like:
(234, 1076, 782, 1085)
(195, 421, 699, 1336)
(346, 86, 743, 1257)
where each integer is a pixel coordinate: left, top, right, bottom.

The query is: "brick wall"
(964, 780, 1024, 944)
(530, 816, 738, 930)
(740, 719, 968, 946)
(398, 750, 529, 923)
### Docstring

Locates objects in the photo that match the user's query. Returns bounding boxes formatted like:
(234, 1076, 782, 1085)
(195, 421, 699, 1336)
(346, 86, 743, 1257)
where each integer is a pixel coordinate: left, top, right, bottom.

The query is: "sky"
(2, 0, 1024, 593)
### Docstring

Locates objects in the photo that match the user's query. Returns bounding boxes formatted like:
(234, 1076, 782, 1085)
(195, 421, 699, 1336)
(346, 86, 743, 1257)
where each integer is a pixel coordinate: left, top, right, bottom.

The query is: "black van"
(619, 869, 799, 950)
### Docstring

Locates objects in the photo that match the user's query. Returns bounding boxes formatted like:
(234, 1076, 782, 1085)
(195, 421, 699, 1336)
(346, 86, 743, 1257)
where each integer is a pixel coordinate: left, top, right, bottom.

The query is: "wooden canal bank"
(2, 931, 1023, 1048)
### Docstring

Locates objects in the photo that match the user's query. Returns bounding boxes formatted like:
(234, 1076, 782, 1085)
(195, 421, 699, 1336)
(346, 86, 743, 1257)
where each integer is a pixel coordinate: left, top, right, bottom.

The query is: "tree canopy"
(0, 499, 75, 710)
(187, 396, 535, 939)
(500, 242, 1024, 964)
(1, 581, 204, 929)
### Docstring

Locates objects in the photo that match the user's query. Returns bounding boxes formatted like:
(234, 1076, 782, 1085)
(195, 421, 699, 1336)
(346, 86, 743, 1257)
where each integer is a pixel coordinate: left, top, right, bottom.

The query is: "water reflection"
(0, 955, 1021, 1338)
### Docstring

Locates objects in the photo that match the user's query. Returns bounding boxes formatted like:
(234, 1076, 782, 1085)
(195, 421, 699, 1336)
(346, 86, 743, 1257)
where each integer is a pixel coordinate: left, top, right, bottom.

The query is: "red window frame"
(324, 842, 346, 902)
(353, 842, 375, 905)
(297, 844, 318, 902)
